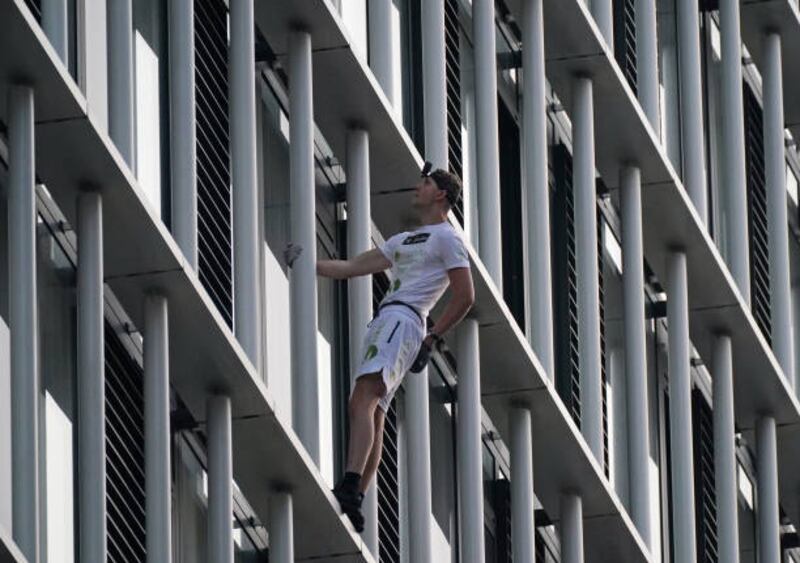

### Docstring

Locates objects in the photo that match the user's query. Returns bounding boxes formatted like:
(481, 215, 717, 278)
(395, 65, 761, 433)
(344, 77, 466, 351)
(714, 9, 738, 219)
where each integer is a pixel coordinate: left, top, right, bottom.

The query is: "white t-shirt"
(378, 221, 470, 317)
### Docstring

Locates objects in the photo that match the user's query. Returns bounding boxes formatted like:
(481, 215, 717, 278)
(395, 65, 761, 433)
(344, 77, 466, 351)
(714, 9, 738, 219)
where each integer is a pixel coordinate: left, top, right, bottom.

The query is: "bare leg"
(359, 408, 386, 494)
(345, 373, 386, 475)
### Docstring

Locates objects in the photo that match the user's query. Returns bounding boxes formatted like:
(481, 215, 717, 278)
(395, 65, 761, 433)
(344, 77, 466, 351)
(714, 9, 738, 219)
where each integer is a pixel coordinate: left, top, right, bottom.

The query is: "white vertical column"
(756, 416, 780, 563)
(422, 0, 448, 167)
(666, 250, 697, 563)
(144, 294, 172, 563)
(511, 407, 535, 563)
(522, 0, 554, 379)
(591, 0, 614, 50)
(42, 0, 69, 64)
(368, 0, 397, 107)
(169, 0, 198, 269)
(207, 395, 233, 563)
(620, 166, 652, 545)
(8, 85, 39, 563)
(719, 0, 750, 303)
(712, 335, 739, 563)
(763, 32, 795, 384)
(107, 0, 135, 166)
(78, 190, 107, 563)
(346, 129, 379, 555)
(405, 372, 433, 563)
(676, 0, 708, 223)
(289, 30, 321, 464)
(473, 0, 503, 287)
(230, 0, 262, 367)
(573, 77, 603, 463)
(268, 492, 294, 563)
(635, 0, 660, 135)
(456, 320, 486, 562)
(560, 493, 584, 563)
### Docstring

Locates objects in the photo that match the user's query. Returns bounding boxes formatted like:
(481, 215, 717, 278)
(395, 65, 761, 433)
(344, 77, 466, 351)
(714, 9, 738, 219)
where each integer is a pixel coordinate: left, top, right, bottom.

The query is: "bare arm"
(317, 248, 391, 280)
(428, 267, 475, 340)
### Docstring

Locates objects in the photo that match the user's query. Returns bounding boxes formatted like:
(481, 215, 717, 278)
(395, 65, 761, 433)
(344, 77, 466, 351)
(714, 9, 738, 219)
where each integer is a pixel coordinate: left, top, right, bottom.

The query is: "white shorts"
(354, 305, 425, 412)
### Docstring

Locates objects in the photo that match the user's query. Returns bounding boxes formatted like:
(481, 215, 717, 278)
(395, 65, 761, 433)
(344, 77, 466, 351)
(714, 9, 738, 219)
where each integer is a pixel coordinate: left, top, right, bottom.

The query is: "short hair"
(429, 168, 462, 207)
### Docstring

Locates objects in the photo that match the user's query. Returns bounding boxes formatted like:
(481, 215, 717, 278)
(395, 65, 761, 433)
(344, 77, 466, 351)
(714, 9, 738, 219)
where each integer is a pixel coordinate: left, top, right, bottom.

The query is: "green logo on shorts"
(392, 279, 401, 292)
(364, 345, 378, 361)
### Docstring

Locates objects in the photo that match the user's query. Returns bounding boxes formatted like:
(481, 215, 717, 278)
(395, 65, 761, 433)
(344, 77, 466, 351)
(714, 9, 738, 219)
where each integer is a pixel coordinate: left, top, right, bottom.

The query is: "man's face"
(411, 176, 445, 209)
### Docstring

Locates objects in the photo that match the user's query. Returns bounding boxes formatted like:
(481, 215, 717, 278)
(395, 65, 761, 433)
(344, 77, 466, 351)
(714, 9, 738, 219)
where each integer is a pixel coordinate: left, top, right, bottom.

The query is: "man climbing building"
(311, 163, 475, 531)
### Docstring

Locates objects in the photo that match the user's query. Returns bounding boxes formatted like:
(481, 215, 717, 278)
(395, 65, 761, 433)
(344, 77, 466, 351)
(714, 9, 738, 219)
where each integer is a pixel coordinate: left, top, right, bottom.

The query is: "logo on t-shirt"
(401, 233, 431, 245)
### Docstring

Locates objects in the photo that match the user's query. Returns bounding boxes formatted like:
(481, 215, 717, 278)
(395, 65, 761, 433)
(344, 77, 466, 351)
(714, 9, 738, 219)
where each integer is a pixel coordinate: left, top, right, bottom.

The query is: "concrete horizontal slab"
(1, 3, 375, 560)
(483, 383, 652, 563)
(740, 0, 800, 139)
(233, 413, 370, 561)
(0, 0, 85, 124)
(0, 526, 25, 563)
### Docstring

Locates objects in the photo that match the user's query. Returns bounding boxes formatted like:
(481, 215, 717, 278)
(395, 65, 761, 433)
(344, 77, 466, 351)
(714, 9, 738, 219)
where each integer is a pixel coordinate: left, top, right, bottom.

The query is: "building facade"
(1, 0, 800, 561)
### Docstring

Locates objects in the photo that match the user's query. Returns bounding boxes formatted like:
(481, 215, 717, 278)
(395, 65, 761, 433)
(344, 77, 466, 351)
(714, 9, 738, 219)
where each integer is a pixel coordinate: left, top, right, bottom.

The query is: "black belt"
(378, 300, 424, 325)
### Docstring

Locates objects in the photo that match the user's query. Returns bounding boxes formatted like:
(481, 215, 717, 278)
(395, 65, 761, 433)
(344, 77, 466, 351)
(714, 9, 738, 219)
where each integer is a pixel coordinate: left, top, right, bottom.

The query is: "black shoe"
(333, 484, 365, 532)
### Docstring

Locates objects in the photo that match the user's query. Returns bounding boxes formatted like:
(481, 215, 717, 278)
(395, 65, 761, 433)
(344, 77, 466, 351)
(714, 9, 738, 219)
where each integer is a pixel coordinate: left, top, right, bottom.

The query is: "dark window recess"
(105, 322, 147, 562)
(598, 207, 610, 478)
(373, 273, 402, 563)
(444, 0, 465, 225)
(499, 100, 526, 329)
(492, 479, 513, 562)
(612, 0, 638, 94)
(744, 83, 771, 343)
(22, 0, 41, 20)
(401, 0, 425, 155)
(551, 144, 581, 426)
(195, 0, 234, 327)
(692, 390, 719, 563)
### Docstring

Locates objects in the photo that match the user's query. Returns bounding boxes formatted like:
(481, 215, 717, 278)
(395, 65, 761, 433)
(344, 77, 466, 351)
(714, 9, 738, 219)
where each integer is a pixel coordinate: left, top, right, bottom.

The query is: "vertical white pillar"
(368, 0, 397, 108)
(288, 30, 321, 464)
(42, 0, 69, 64)
(763, 32, 795, 385)
(522, 0, 554, 379)
(144, 294, 172, 562)
(473, 0, 503, 287)
(207, 395, 233, 563)
(230, 0, 262, 367)
(405, 372, 433, 563)
(591, 0, 614, 50)
(719, 0, 750, 303)
(78, 190, 107, 563)
(635, 0, 660, 135)
(169, 0, 198, 269)
(346, 129, 379, 555)
(456, 320, 486, 562)
(268, 492, 294, 563)
(620, 165, 652, 544)
(107, 0, 135, 166)
(573, 77, 603, 463)
(422, 0, 448, 168)
(712, 335, 739, 563)
(8, 85, 39, 563)
(560, 493, 584, 563)
(511, 407, 535, 563)
(666, 250, 697, 563)
(675, 0, 708, 224)
(756, 416, 780, 563)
